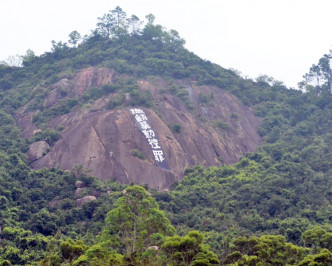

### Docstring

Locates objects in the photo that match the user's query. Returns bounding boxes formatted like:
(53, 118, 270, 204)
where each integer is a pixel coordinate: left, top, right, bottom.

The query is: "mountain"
(0, 7, 331, 265)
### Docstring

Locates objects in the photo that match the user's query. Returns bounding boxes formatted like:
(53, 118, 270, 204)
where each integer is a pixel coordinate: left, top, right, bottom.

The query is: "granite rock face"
(16, 68, 262, 189)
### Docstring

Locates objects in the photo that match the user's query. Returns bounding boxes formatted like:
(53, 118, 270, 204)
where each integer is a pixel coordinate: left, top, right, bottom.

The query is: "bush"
(198, 91, 214, 104)
(131, 149, 145, 160)
(43, 129, 61, 146)
(212, 120, 230, 130)
(108, 95, 124, 109)
(102, 83, 118, 94)
(169, 124, 181, 133)
(129, 89, 154, 108)
(230, 112, 239, 119)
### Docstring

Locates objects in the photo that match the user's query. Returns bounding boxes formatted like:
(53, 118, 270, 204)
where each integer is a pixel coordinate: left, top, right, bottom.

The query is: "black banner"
(130, 108, 169, 170)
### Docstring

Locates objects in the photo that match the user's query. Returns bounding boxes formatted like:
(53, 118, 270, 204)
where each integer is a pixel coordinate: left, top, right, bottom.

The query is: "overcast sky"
(1, 0, 332, 88)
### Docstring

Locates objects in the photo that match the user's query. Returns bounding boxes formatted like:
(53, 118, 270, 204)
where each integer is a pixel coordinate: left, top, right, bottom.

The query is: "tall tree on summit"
(68, 30, 81, 47)
(111, 6, 128, 37)
(303, 51, 332, 94)
(97, 6, 128, 39)
(127, 14, 142, 35)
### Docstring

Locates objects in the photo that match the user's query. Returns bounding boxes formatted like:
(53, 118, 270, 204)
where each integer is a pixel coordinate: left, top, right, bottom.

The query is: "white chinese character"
(135, 113, 148, 122)
(139, 121, 151, 130)
(130, 108, 144, 115)
(142, 129, 155, 139)
(153, 150, 165, 162)
(148, 138, 161, 149)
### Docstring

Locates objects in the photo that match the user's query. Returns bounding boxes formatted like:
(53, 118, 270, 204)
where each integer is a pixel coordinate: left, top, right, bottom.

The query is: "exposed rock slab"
(15, 67, 262, 189)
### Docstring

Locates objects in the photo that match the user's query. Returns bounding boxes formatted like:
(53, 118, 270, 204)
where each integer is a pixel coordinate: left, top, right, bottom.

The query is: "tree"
(127, 15, 142, 35)
(299, 248, 332, 266)
(303, 51, 332, 94)
(102, 185, 175, 260)
(142, 14, 164, 42)
(73, 242, 123, 266)
(60, 239, 87, 262)
(302, 227, 332, 252)
(49, 40, 69, 60)
(3, 55, 22, 67)
(51, 40, 68, 52)
(68, 30, 81, 47)
(96, 12, 115, 39)
(40, 235, 87, 265)
(161, 230, 220, 265)
(70, 165, 91, 179)
(110, 6, 128, 37)
(145, 14, 155, 25)
(21, 49, 36, 67)
(96, 6, 128, 39)
(224, 235, 306, 265)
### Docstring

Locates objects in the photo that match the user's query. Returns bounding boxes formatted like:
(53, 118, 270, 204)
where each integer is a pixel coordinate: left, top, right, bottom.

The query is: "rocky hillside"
(16, 67, 261, 189)
(1, 7, 331, 265)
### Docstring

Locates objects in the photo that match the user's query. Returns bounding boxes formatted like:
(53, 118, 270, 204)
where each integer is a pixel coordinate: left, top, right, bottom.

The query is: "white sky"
(1, 0, 332, 88)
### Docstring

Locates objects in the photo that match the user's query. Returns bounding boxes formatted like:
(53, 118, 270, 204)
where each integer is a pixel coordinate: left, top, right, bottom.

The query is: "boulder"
(74, 188, 85, 198)
(76, 195, 96, 207)
(75, 180, 85, 188)
(27, 141, 50, 162)
(148, 246, 159, 251)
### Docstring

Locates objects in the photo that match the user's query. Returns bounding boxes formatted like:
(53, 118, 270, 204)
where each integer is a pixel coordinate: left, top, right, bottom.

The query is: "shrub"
(102, 83, 118, 94)
(212, 120, 230, 130)
(108, 95, 124, 109)
(230, 112, 239, 119)
(198, 91, 214, 104)
(169, 123, 181, 133)
(131, 149, 145, 160)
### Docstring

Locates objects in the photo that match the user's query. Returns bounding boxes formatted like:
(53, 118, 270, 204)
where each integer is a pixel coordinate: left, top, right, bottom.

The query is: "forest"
(0, 6, 331, 265)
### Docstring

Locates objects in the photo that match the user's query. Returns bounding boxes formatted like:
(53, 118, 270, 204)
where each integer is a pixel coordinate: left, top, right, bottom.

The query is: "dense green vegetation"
(0, 6, 331, 265)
